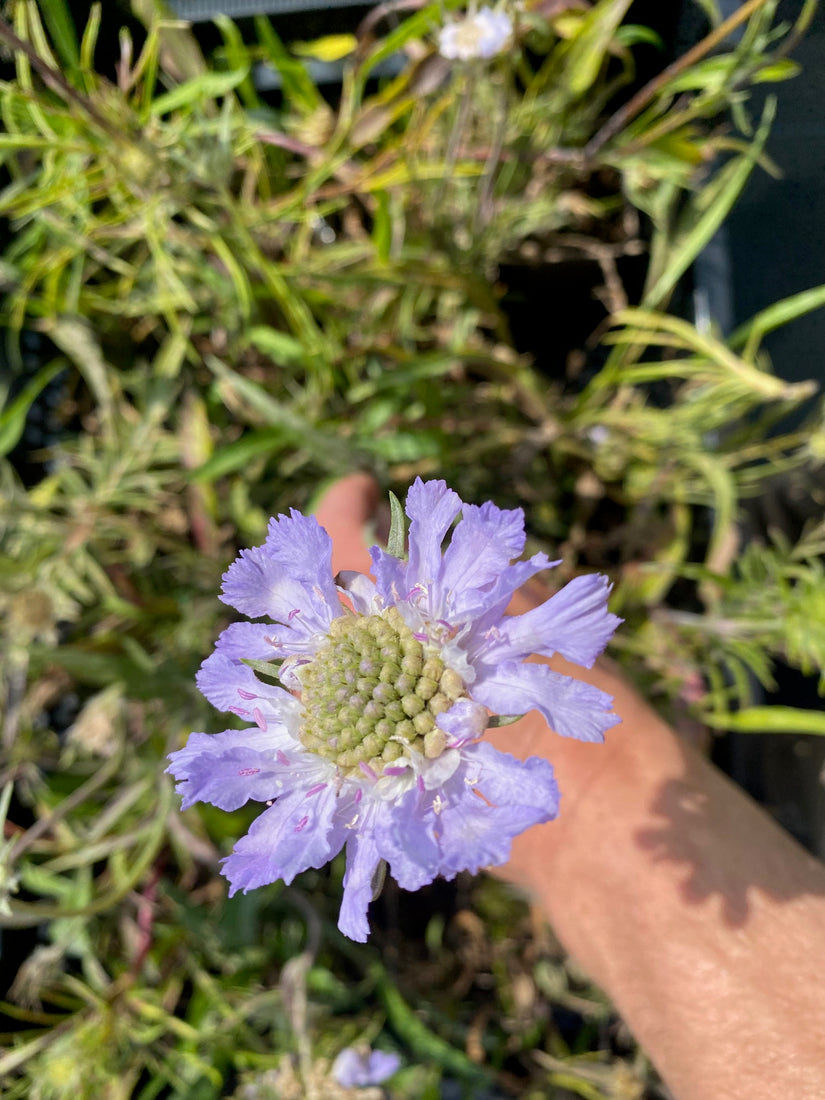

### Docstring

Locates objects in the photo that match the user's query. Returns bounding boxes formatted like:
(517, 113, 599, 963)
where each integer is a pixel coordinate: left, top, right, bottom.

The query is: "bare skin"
(314, 474, 825, 1100)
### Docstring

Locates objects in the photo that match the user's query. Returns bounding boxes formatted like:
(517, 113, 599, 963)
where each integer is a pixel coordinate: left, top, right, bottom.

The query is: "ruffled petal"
(472, 660, 619, 742)
(166, 727, 293, 810)
(405, 478, 462, 597)
(369, 545, 408, 606)
(264, 510, 341, 608)
(435, 698, 489, 745)
(440, 501, 525, 616)
(377, 789, 440, 891)
(211, 621, 278, 661)
(479, 574, 622, 668)
(337, 570, 382, 615)
(462, 553, 558, 640)
(196, 649, 302, 727)
(223, 783, 345, 895)
(339, 830, 381, 942)
(434, 742, 559, 877)
(220, 511, 341, 635)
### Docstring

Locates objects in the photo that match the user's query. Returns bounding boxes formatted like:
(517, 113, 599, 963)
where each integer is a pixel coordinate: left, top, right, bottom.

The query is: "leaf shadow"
(634, 741, 825, 928)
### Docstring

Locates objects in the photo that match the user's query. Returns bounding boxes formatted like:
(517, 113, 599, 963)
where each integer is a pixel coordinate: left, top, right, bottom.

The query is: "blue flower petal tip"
(332, 1046, 401, 1088)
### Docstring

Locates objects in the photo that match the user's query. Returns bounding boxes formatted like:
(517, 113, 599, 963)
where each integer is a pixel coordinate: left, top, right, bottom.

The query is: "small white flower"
(438, 6, 513, 61)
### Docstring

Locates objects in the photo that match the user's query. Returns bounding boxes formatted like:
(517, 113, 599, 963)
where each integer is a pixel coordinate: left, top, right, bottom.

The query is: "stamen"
(472, 787, 496, 808)
(305, 782, 328, 797)
(238, 767, 261, 776)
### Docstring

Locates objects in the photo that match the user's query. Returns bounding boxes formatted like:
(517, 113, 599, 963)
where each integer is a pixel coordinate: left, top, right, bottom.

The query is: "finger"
(312, 473, 380, 575)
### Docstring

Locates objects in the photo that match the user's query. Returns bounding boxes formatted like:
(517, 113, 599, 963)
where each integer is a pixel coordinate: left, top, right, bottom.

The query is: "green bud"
(401, 694, 425, 717)
(424, 728, 448, 758)
(413, 711, 435, 735)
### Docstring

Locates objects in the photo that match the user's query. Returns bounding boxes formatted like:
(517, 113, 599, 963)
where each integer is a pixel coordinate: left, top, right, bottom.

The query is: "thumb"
(312, 473, 380, 575)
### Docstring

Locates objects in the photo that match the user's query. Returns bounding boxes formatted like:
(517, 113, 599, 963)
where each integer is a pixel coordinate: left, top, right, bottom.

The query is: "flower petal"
(220, 511, 340, 635)
(405, 478, 462, 595)
(434, 742, 559, 877)
(378, 789, 440, 890)
(339, 830, 381, 942)
(464, 552, 558, 631)
(369, 545, 407, 606)
(332, 1048, 401, 1088)
(211, 621, 278, 661)
(480, 574, 622, 667)
(196, 648, 302, 726)
(337, 570, 382, 615)
(435, 698, 489, 745)
(472, 660, 619, 741)
(440, 500, 526, 616)
(223, 783, 345, 895)
(166, 728, 292, 810)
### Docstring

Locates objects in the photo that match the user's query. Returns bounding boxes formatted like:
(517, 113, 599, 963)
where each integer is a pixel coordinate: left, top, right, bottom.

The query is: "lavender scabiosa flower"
(167, 479, 621, 941)
(332, 1047, 401, 1088)
(438, 6, 513, 61)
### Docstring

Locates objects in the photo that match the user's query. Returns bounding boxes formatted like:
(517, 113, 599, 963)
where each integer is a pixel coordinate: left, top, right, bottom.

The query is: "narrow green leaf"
(386, 491, 406, 559)
(614, 24, 665, 50)
(372, 189, 392, 263)
(79, 1, 101, 74)
(374, 966, 490, 1084)
(38, 0, 80, 69)
(753, 59, 802, 83)
(246, 325, 305, 366)
(642, 96, 776, 309)
(705, 706, 825, 735)
(149, 68, 249, 116)
(563, 0, 633, 97)
(212, 234, 253, 318)
(0, 361, 63, 457)
(213, 15, 260, 109)
(152, 327, 190, 380)
(190, 429, 287, 483)
(46, 315, 113, 421)
(253, 16, 321, 113)
(204, 355, 356, 470)
(729, 284, 825, 361)
(240, 657, 283, 685)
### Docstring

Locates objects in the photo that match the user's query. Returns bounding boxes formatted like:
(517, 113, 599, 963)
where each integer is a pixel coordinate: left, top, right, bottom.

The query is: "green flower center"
(297, 607, 466, 776)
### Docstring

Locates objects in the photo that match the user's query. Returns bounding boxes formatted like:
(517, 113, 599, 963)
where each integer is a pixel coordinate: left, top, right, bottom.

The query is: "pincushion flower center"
(297, 606, 466, 776)
(451, 20, 488, 56)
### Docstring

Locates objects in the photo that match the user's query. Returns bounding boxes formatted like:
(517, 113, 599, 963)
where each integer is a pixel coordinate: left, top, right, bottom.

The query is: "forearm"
(315, 477, 825, 1097)
(497, 657, 825, 1099)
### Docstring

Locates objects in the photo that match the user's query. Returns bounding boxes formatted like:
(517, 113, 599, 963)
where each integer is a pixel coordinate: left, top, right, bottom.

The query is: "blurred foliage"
(0, 0, 823, 1094)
